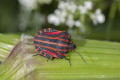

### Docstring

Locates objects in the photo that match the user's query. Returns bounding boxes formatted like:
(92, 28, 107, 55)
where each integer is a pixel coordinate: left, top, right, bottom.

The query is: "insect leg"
(33, 54, 39, 56)
(64, 57, 71, 66)
(47, 57, 55, 61)
(51, 57, 55, 60)
(47, 59, 49, 62)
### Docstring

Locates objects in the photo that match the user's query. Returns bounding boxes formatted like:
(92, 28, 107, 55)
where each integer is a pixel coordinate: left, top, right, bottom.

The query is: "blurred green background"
(0, 0, 120, 41)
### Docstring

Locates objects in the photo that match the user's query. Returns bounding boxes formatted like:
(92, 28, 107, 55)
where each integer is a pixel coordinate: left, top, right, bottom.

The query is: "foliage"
(0, 34, 120, 80)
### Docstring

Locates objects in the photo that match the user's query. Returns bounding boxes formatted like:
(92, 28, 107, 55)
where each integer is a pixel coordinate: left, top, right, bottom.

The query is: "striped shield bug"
(33, 28, 82, 66)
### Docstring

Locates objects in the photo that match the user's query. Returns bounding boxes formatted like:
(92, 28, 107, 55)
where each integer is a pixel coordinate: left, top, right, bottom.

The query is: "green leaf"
(0, 34, 120, 80)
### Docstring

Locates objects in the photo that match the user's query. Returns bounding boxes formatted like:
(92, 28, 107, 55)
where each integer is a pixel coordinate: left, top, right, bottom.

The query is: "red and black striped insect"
(33, 28, 76, 65)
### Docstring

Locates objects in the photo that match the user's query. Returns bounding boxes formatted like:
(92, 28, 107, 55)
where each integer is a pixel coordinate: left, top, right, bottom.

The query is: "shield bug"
(33, 28, 76, 65)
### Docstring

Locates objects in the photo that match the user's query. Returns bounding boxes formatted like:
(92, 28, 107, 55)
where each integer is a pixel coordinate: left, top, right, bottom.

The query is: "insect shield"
(33, 28, 76, 66)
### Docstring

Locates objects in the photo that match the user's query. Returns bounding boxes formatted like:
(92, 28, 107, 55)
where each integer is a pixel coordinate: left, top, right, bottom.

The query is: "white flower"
(84, 1, 93, 10)
(78, 1, 93, 14)
(48, 14, 61, 26)
(58, 1, 77, 13)
(74, 21, 81, 27)
(54, 9, 66, 23)
(95, 9, 105, 24)
(54, 9, 61, 15)
(58, 1, 66, 9)
(67, 2, 77, 13)
(78, 5, 88, 14)
(66, 14, 74, 28)
(91, 9, 105, 25)
(95, 9, 102, 14)
(95, 14, 105, 24)
(55, 9, 66, 18)
(18, 0, 37, 10)
(66, 20, 74, 28)
(48, 9, 67, 26)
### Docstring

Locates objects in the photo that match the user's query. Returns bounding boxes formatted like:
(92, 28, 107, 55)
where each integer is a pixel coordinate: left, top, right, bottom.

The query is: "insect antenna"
(75, 50, 87, 64)
(64, 57, 71, 66)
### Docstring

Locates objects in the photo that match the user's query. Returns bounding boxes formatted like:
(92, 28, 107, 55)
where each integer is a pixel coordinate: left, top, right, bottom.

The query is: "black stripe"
(56, 53, 65, 59)
(37, 48, 52, 58)
(36, 46, 66, 59)
(45, 53, 52, 58)
(35, 45, 68, 56)
(60, 32, 69, 35)
(40, 52, 52, 58)
(34, 41, 69, 50)
(59, 36, 71, 41)
(38, 46, 57, 54)
(34, 41, 39, 50)
(35, 43, 69, 54)
(35, 45, 39, 49)
(58, 51, 69, 54)
(34, 37, 70, 45)
(69, 43, 76, 50)
(39, 33, 60, 37)
(36, 47, 42, 52)
(34, 41, 56, 48)
(34, 36, 57, 42)
(34, 40, 69, 54)
(57, 39, 70, 45)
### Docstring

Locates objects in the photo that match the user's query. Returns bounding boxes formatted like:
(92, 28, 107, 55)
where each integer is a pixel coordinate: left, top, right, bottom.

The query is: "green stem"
(106, 1, 117, 40)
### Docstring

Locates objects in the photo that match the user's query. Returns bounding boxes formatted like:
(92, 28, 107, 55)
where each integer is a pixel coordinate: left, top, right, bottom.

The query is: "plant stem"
(106, 1, 117, 40)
